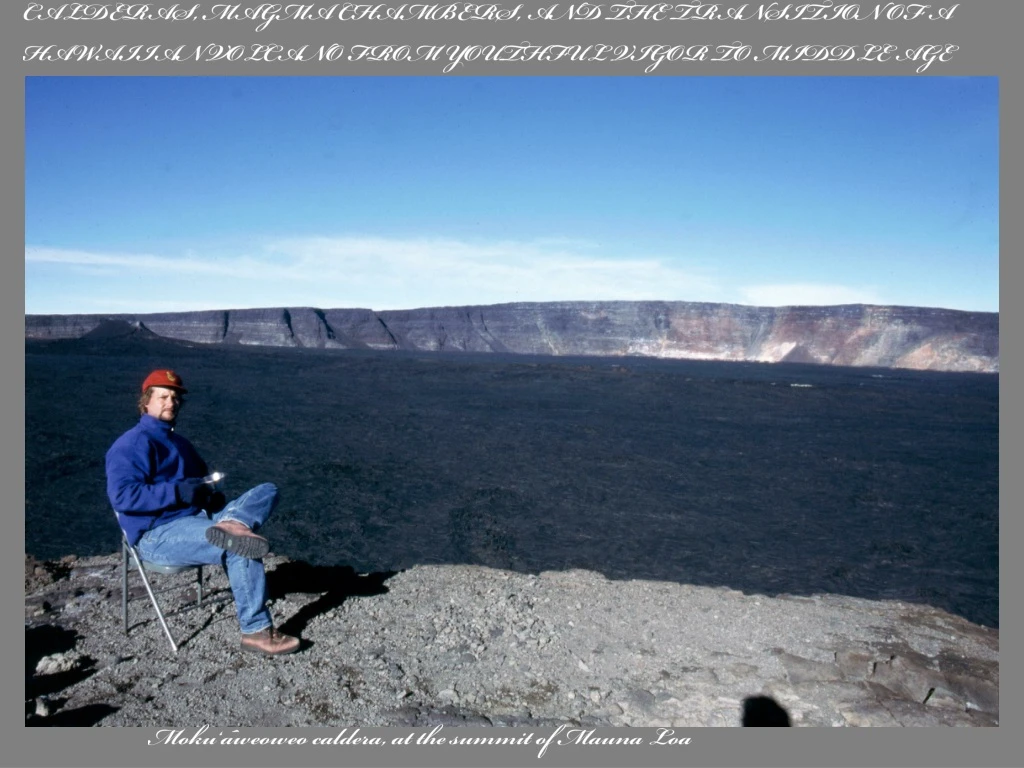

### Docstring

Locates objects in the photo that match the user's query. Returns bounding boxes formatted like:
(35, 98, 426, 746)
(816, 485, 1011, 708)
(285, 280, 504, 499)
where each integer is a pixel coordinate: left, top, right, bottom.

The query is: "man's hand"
(175, 478, 212, 508)
(205, 491, 227, 514)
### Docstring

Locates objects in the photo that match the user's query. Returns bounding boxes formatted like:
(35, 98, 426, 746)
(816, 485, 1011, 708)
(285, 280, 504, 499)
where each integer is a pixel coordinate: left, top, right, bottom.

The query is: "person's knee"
(253, 482, 280, 514)
(254, 482, 279, 498)
(238, 482, 279, 504)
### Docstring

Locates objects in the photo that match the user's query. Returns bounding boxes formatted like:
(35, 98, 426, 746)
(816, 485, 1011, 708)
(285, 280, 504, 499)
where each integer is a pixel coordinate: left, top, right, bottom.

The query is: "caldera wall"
(24, 301, 999, 373)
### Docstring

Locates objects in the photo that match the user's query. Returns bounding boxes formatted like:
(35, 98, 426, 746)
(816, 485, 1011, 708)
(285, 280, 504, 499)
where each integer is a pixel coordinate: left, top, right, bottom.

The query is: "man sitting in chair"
(105, 369, 300, 656)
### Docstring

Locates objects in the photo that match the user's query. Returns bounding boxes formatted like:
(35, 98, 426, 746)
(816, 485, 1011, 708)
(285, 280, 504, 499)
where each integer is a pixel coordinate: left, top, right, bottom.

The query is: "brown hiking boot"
(240, 627, 301, 656)
(205, 519, 270, 559)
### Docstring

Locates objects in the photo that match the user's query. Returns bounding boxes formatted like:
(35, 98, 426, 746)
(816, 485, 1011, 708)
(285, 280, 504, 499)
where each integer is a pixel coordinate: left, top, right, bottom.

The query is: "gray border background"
(5, 1, 1017, 766)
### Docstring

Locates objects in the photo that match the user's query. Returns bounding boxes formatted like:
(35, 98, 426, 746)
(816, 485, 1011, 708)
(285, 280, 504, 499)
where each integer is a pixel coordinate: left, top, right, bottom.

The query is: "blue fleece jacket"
(105, 414, 209, 544)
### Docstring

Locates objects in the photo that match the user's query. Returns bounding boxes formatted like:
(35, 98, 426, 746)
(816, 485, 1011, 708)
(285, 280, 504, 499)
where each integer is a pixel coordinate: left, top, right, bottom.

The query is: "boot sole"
(240, 640, 300, 656)
(206, 526, 270, 559)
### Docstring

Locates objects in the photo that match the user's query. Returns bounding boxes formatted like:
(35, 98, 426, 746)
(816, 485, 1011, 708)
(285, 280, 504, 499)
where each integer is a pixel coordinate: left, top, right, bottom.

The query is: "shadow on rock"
(27, 662, 99, 701)
(25, 625, 78, 675)
(25, 624, 112, 724)
(25, 625, 98, 700)
(267, 561, 395, 641)
(741, 695, 791, 726)
(26, 703, 119, 727)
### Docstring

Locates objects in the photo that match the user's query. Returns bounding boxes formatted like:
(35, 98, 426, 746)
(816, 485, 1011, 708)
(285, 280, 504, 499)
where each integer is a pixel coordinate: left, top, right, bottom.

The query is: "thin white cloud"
(27, 241, 911, 314)
(26, 237, 725, 312)
(265, 235, 725, 308)
(24, 246, 296, 281)
(738, 283, 883, 307)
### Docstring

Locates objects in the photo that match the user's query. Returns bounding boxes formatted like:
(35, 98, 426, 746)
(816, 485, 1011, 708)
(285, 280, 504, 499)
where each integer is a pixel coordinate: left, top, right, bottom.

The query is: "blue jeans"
(135, 482, 279, 634)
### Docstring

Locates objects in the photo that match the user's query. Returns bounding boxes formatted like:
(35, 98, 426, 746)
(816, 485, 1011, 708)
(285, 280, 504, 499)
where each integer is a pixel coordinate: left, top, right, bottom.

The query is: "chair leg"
(122, 542, 129, 635)
(125, 545, 180, 654)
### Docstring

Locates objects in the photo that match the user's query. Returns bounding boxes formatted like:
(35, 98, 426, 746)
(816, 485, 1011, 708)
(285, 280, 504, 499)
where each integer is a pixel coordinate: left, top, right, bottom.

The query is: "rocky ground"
(25, 552, 998, 728)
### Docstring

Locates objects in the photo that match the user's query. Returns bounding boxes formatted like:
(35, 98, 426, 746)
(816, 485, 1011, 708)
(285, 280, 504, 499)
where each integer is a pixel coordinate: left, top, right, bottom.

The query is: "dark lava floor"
(25, 334, 999, 628)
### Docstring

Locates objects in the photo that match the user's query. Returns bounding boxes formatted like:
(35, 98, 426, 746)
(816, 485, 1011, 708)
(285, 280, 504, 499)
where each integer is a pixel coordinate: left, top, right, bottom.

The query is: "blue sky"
(25, 76, 998, 315)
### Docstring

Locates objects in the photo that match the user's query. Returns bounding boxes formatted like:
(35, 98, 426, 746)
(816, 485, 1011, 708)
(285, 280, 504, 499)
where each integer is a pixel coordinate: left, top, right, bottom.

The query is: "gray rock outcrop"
(25, 553, 998, 728)
(25, 301, 999, 373)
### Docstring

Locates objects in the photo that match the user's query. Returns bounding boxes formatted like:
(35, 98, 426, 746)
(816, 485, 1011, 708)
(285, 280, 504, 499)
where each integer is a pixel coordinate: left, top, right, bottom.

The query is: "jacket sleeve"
(105, 434, 180, 515)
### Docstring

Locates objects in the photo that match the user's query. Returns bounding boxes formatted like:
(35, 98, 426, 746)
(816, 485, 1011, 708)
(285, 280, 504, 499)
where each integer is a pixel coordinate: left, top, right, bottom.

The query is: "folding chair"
(119, 528, 204, 654)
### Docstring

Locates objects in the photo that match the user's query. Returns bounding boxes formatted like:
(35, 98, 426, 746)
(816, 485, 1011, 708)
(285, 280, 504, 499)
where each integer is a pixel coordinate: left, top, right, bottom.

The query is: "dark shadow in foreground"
(25, 625, 78, 675)
(25, 625, 113, 725)
(25, 625, 98, 700)
(266, 562, 395, 646)
(26, 703, 120, 727)
(742, 695, 791, 726)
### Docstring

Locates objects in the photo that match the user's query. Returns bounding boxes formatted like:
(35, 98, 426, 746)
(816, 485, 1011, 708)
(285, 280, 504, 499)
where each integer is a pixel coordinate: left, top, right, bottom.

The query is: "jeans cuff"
(241, 623, 273, 635)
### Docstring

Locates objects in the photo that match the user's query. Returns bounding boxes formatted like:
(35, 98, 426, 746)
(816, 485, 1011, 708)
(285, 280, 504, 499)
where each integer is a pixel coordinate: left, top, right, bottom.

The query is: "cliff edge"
(25, 301, 999, 373)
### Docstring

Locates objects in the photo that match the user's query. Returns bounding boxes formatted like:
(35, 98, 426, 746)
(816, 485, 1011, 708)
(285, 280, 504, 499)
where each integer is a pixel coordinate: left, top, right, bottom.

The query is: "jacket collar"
(139, 413, 176, 433)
